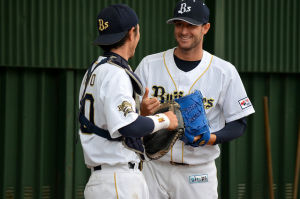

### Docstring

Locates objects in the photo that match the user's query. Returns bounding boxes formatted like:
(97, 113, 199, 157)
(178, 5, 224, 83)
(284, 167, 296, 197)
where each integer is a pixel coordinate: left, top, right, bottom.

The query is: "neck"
(111, 46, 130, 61)
(174, 45, 203, 61)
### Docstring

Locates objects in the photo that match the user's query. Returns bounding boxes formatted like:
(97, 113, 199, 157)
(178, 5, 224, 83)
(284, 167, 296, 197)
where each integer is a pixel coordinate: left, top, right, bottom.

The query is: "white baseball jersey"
(135, 48, 255, 165)
(79, 56, 140, 167)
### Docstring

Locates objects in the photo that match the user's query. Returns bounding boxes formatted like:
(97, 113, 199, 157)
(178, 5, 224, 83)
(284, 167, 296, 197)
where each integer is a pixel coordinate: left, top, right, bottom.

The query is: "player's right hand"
(163, 111, 178, 131)
(140, 87, 160, 116)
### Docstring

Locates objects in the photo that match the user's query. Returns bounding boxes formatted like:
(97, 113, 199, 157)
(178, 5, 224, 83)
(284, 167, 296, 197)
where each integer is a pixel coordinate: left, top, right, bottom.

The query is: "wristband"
(147, 113, 170, 133)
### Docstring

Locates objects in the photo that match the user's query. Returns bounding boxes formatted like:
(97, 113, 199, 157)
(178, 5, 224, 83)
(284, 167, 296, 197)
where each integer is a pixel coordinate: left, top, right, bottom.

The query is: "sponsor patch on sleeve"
(238, 97, 252, 109)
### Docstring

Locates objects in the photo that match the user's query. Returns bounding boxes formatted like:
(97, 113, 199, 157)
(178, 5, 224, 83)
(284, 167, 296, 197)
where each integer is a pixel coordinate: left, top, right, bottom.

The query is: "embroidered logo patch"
(118, 101, 134, 116)
(238, 97, 252, 109)
(189, 174, 208, 184)
(178, 3, 191, 14)
(98, 19, 109, 31)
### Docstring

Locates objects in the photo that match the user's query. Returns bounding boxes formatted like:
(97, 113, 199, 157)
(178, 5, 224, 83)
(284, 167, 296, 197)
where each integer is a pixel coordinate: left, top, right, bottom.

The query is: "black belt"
(94, 162, 136, 171)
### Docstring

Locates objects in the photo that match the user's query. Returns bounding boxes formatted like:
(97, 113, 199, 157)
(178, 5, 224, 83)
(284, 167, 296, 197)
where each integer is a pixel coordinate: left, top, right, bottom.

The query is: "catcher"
(78, 4, 178, 199)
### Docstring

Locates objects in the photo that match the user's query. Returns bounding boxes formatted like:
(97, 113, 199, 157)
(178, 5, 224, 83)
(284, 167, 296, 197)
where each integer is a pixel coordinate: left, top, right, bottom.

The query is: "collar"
(103, 52, 130, 70)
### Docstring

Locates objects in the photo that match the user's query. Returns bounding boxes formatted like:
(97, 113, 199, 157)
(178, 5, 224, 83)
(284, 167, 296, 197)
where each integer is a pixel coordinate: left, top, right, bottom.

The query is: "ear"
(202, 23, 210, 35)
(128, 26, 136, 41)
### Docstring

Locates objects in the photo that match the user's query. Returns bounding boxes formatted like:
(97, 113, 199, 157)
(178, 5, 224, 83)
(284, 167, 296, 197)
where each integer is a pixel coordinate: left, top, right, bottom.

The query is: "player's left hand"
(193, 133, 216, 146)
(140, 88, 160, 116)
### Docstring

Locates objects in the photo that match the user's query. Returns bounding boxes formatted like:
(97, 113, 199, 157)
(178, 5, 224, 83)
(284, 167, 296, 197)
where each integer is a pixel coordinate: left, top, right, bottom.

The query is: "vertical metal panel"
(0, 0, 176, 69)
(73, 71, 89, 199)
(1, 69, 21, 198)
(215, 0, 300, 73)
(38, 72, 60, 199)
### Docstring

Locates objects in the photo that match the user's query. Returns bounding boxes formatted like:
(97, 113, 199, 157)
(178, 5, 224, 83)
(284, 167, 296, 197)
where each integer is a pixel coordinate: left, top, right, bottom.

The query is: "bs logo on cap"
(93, 4, 138, 46)
(98, 19, 109, 31)
(167, 0, 209, 26)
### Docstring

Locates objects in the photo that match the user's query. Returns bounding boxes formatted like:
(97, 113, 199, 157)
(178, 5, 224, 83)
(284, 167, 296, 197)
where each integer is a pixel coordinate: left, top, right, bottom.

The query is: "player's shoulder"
(140, 48, 174, 64)
(89, 57, 130, 83)
(208, 52, 237, 74)
(141, 51, 165, 63)
(94, 57, 126, 74)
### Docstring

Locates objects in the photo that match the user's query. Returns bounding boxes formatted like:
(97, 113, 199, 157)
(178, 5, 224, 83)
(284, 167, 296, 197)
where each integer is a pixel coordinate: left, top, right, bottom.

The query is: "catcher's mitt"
(143, 102, 184, 160)
(143, 90, 211, 160)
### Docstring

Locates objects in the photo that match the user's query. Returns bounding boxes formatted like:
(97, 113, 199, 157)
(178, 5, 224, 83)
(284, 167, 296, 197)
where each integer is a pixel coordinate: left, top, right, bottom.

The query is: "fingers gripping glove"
(143, 102, 184, 160)
(175, 90, 210, 147)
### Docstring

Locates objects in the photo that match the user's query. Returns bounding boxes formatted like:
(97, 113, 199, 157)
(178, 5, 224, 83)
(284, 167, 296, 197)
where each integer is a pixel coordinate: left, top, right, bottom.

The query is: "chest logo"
(151, 86, 214, 110)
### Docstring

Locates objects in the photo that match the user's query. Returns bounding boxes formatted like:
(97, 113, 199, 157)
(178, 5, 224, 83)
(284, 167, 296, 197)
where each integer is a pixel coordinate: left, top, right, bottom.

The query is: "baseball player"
(135, 0, 255, 198)
(78, 4, 178, 199)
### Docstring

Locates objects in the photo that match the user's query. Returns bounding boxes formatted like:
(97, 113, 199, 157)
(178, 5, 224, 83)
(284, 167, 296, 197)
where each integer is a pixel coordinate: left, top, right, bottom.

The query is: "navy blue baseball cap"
(93, 4, 138, 46)
(167, 0, 209, 25)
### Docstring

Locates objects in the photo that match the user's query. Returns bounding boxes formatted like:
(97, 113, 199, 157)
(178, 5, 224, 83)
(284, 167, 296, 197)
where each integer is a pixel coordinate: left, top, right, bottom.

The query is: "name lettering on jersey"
(238, 97, 252, 110)
(152, 86, 184, 102)
(152, 86, 215, 110)
(178, 3, 191, 14)
(118, 101, 134, 116)
(189, 174, 208, 184)
(98, 19, 109, 31)
(90, 74, 96, 86)
(202, 98, 214, 109)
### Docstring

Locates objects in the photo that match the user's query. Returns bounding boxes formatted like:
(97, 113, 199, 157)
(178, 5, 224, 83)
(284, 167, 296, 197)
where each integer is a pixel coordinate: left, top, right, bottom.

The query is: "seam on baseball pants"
(114, 172, 119, 199)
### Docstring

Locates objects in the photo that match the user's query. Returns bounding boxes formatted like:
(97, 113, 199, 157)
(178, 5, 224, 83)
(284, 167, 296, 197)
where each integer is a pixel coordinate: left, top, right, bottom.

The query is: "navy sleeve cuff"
(118, 115, 154, 137)
(214, 117, 247, 145)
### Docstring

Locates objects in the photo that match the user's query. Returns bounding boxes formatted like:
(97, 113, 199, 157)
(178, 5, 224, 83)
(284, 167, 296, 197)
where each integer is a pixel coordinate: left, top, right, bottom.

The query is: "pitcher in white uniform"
(135, 0, 255, 198)
(78, 4, 178, 199)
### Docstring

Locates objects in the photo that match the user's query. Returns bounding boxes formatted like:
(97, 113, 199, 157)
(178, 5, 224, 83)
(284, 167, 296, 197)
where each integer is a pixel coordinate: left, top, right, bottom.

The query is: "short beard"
(176, 37, 202, 52)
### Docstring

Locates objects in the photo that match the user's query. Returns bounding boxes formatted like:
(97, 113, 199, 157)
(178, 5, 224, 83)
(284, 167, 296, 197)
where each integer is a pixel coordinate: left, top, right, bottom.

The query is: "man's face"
(174, 21, 208, 51)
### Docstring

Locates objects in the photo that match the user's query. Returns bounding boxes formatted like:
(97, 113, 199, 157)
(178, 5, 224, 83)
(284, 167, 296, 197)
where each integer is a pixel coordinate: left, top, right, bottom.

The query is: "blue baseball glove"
(175, 90, 210, 147)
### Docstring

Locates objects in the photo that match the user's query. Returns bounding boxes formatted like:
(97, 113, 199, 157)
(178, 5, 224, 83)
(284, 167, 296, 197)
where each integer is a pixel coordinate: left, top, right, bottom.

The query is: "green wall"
(1, 0, 300, 198)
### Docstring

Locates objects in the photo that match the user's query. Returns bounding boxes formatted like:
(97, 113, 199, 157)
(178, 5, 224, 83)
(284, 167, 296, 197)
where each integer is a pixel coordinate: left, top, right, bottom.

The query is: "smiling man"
(135, 0, 255, 198)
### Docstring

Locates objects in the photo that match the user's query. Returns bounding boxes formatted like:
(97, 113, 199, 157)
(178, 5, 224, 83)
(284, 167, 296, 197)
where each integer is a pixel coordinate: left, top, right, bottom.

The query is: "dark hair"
(99, 25, 138, 52)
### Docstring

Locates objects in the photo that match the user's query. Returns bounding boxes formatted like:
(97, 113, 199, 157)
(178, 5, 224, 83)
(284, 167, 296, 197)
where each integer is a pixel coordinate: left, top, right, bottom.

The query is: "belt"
(94, 162, 136, 171)
(170, 161, 189, 166)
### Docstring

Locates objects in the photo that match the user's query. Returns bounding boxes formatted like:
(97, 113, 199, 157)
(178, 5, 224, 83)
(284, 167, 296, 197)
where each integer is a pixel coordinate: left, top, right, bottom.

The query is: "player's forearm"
(213, 117, 247, 145)
(119, 116, 154, 137)
(118, 113, 175, 137)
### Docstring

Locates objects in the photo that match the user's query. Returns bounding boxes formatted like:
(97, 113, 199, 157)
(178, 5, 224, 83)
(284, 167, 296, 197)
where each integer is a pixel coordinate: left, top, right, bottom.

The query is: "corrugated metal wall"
(0, 68, 86, 198)
(220, 73, 300, 199)
(1, 0, 300, 198)
(0, 0, 177, 69)
(215, 0, 300, 73)
(215, 0, 300, 198)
